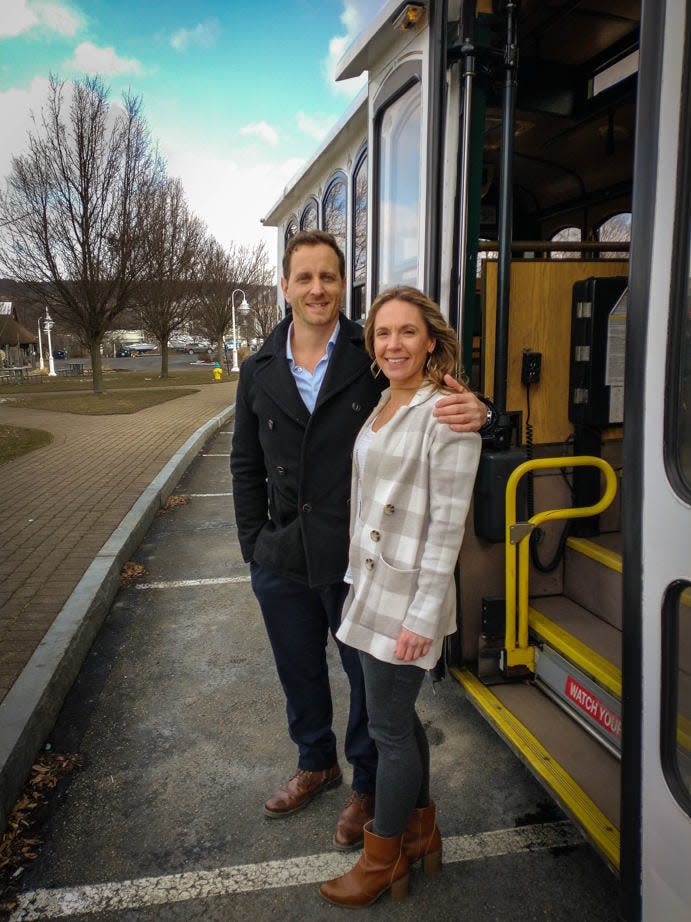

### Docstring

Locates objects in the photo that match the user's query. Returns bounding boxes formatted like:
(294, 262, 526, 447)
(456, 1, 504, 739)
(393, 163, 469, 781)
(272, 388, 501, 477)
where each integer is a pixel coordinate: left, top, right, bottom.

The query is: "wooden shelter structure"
(0, 302, 38, 366)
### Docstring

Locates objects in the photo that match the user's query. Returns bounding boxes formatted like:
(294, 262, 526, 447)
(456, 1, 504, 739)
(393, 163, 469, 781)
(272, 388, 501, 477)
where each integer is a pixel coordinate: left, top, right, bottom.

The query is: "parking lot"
(6, 426, 623, 921)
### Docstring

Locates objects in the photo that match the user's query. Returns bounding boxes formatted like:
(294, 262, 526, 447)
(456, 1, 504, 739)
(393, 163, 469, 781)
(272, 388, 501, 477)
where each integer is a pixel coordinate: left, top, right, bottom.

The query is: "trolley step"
(452, 666, 620, 871)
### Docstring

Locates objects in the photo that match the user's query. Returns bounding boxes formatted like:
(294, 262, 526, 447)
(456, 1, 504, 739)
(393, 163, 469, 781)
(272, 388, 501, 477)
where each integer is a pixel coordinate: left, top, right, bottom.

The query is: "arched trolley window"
(598, 213, 631, 259)
(300, 198, 319, 232)
(351, 147, 368, 321)
(285, 217, 298, 246)
(373, 61, 422, 294)
(550, 226, 582, 259)
(322, 172, 347, 258)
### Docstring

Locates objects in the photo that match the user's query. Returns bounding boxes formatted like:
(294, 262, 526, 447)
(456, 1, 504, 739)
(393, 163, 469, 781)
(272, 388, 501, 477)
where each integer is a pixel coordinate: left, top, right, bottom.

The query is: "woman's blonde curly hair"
(363, 285, 467, 390)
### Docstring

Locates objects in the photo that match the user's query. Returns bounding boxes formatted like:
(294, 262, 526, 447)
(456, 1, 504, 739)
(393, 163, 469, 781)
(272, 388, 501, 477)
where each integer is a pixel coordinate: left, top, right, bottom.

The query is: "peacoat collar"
(251, 313, 372, 425)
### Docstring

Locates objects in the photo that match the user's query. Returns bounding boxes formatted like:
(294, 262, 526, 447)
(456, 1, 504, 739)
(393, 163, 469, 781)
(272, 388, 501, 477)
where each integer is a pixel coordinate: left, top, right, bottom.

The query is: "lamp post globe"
(44, 310, 57, 377)
(229, 289, 250, 373)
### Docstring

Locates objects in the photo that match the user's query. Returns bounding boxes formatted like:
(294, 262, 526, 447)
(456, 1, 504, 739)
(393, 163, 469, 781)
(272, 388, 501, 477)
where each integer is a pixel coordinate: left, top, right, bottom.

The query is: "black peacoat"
(230, 313, 386, 588)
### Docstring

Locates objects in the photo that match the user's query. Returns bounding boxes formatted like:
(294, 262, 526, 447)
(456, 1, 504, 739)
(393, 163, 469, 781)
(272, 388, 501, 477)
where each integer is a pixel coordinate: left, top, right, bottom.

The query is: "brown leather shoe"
(333, 790, 375, 850)
(263, 764, 342, 817)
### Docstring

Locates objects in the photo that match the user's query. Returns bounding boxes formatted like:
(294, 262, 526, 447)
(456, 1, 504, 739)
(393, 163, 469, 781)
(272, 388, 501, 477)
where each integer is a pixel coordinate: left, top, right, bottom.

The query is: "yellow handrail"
(503, 456, 618, 673)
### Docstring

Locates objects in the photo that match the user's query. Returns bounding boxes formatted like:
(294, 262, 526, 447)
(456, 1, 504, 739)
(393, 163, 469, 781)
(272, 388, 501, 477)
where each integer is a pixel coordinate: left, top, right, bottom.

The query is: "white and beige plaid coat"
(337, 383, 481, 667)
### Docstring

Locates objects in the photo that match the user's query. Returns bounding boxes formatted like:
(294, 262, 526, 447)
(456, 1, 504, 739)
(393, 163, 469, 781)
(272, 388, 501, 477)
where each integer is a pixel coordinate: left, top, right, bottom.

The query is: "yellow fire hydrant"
(213, 364, 223, 382)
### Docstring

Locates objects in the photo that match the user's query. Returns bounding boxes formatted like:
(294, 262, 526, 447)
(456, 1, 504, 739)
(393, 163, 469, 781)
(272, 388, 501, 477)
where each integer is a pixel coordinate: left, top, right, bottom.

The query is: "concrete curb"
(0, 404, 236, 830)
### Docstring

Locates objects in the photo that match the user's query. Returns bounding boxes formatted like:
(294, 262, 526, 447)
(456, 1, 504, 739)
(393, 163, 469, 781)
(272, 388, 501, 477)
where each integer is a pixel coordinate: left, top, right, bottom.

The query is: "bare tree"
(247, 284, 279, 341)
(135, 178, 206, 377)
(194, 238, 274, 368)
(0, 75, 164, 392)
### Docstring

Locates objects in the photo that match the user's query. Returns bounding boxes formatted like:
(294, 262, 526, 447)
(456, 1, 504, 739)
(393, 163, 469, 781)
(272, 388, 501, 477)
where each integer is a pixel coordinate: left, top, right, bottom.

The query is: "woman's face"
(372, 299, 436, 389)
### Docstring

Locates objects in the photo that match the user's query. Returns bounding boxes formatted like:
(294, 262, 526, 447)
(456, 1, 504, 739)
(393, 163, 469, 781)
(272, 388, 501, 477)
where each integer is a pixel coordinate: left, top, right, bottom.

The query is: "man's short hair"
(282, 230, 346, 281)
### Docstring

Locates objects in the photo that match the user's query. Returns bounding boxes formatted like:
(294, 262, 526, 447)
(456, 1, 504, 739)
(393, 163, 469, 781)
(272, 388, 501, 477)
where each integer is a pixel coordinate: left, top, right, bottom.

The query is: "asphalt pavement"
(0, 373, 236, 830)
(4, 426, 623, 921)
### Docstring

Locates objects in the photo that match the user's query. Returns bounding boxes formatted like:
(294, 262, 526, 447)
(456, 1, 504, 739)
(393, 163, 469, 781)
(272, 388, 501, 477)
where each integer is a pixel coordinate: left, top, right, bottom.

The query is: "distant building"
(0, 302, 38, 366)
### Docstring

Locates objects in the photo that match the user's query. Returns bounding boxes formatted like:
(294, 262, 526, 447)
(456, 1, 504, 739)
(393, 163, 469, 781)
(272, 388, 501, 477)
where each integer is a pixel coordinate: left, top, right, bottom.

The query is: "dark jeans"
(360, 652, 430, 837)
(250, 562, 377, 794)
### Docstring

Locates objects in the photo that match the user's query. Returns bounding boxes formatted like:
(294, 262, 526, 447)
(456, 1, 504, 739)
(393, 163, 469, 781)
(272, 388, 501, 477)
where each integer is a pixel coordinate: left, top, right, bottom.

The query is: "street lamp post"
(37, 318, 45, 371)
(229, 289, 250, 373)
(44, 310, 57, 377)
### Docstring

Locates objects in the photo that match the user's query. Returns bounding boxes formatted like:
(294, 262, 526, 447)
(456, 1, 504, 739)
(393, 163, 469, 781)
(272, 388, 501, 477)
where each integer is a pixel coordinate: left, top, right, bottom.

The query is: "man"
(230, 230, 490, 850)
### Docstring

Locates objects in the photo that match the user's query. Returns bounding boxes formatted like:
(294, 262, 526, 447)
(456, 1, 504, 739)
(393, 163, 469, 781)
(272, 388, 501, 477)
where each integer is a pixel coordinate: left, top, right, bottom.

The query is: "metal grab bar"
(503, 456, 618, 673)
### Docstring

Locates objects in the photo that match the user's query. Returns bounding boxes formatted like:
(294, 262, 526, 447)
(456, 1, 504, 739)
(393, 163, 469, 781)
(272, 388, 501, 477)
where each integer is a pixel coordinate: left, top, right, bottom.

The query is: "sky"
(0, 0, 387, 271)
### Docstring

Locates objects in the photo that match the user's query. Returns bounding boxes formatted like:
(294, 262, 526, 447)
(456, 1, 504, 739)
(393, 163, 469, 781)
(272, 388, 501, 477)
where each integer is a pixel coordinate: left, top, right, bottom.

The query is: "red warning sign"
(564, 675, 622, 741)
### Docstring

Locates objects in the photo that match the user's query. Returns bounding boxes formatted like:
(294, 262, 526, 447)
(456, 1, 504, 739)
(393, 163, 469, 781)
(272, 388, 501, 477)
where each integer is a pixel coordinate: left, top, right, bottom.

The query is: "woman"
(319, 286, 481, 908)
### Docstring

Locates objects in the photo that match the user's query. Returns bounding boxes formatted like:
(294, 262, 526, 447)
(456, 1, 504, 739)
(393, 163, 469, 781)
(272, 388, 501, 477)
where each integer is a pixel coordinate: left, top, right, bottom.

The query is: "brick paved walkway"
(0, 382, 236, 703)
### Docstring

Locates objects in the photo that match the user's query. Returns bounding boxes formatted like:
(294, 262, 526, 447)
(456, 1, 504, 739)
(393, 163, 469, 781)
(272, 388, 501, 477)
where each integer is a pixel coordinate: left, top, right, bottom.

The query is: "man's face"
(281, 243, 346, 331)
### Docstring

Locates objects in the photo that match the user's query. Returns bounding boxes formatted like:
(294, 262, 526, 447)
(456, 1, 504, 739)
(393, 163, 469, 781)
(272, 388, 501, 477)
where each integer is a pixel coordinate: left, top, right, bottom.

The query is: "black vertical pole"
(493, 0, 519, 440)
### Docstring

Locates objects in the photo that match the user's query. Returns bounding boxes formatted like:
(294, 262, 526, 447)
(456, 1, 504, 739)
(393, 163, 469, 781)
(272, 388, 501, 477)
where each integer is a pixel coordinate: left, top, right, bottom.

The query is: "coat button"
(276, 466, 286, 476)
(384, 504, 395, 515)
(370, 530, 380, 541)
(364, 558, 375, 570)
(267, 419, 275, 429)
(301, 503, 312, 513)
(352, 402, 361, 412)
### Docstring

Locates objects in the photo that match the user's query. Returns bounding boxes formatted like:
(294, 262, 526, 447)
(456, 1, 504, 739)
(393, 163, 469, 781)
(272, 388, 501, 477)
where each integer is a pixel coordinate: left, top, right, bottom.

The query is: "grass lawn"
(5, 388, 202, 416)
(1, 368, 235, 393)
(0, 424, 53, 464)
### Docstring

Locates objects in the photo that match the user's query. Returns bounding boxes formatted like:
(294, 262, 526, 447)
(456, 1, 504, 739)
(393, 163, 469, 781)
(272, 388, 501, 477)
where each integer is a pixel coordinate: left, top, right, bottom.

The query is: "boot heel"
(390, 873, 409, 901)
(422, 850, 442, 875)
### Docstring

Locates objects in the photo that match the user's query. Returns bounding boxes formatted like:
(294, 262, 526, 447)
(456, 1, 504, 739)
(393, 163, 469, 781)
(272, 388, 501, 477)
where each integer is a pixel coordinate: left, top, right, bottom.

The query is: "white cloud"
(36, 1, 81, 35)
(162, 144, 305, 268)
(0, 0, 81, 38)
(0, 75, 51, 180)
(296, 110, 337, 142)
(322, 1, 386, 97)
(240, 121, 279, 147)
(64, 41, 144, 76)
(170, 19, 221, 52)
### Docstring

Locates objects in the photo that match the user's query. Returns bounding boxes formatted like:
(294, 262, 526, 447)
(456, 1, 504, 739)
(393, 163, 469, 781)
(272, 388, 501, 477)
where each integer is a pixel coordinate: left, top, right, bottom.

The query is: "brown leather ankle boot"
(402, 801, 442, 874)
(319, 821, 409, 907)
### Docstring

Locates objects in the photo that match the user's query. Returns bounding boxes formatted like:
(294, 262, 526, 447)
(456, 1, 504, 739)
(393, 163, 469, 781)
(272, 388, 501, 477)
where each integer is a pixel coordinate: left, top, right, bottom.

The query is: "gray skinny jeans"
(359, 651, 430, 838)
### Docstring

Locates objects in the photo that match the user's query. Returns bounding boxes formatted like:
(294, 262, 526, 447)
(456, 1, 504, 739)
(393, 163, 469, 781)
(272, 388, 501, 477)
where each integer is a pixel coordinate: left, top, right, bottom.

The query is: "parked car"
(52, 349, 67, 360)
(115, 347, 132, 357)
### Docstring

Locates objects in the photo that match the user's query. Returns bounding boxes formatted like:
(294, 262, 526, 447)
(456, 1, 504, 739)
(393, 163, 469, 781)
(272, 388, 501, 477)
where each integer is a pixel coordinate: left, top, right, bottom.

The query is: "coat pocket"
(354, 556, 420, 641)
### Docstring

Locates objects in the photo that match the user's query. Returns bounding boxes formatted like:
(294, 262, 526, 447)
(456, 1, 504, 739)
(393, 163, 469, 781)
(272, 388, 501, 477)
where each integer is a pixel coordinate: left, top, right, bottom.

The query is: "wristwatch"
(479, 397, 497, 435)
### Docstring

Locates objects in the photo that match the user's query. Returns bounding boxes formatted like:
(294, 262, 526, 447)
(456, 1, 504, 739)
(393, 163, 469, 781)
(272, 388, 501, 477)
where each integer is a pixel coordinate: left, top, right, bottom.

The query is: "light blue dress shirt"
(286, 321, 340, 413)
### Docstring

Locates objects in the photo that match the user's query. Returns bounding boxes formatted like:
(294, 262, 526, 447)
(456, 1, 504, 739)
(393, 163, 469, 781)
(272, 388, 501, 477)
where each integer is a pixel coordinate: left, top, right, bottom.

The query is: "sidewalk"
(0, 382, 236, 828)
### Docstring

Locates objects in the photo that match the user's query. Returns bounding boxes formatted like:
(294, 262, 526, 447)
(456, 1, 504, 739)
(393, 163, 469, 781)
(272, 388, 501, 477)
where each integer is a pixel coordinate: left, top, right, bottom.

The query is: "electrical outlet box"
(521, 350, 542, 385)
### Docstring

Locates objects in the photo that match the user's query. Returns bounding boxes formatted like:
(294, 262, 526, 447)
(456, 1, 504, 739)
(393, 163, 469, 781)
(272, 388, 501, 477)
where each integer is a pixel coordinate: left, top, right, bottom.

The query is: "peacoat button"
(370, 530, 380, 541)
(352, 402, 361, 412)
(384, 504, 395, 515)
(301, 503, 312, 513)
(364, 558, 375, 570)
(267, 419, 275, 429)
(276, 466, 286, 476)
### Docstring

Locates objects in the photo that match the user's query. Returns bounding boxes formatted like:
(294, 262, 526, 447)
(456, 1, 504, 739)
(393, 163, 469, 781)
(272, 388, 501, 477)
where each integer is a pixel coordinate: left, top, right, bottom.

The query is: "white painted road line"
(10, 823, 582, 919)
(201, 453, 230, 457)
(187, 492, 233, 497)
(135, 576, 251, 590)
